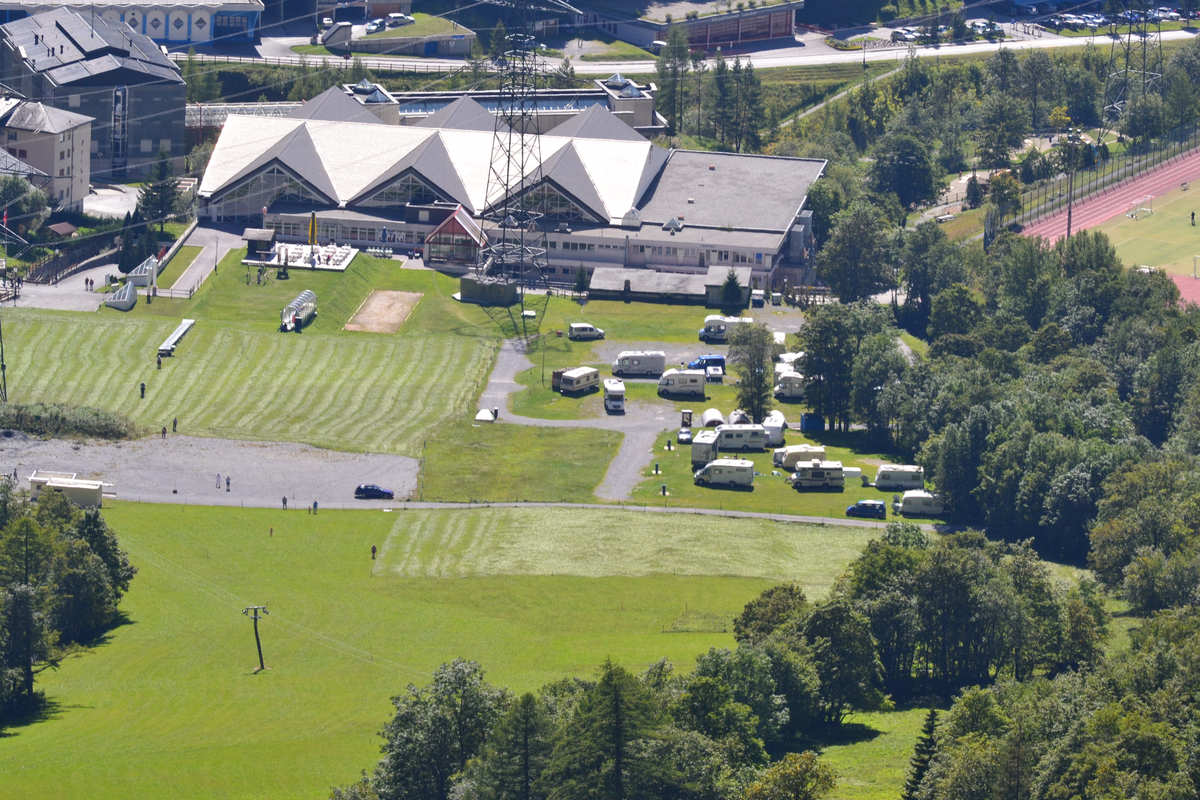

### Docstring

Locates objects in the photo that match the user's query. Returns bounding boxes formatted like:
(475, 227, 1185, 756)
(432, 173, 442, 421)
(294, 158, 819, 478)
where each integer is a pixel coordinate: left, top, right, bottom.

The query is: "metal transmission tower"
(1099, 1, 1164, 144)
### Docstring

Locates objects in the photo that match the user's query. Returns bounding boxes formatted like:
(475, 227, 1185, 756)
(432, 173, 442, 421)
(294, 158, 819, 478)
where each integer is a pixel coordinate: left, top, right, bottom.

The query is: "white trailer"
(789, 459, 845, 489)
(893, 489, 944, 516)
(700, 408, 727, 427)
(715, 424, 767, 451)
(774, 371, 806, 400)
(658, 368, 707, 397)
(762, 410, 787, 446)
(699, 315, 754, 343)
(773, 444, 826, 468)
(694, 458, 755, 488)
(559, 367, 600, 395)
(29, 470, 106, 507)
(691, 429, 719, 467)
(874, 464, 925, 491)
(603, 378, 626, 413)
(612, 350, 666, 377)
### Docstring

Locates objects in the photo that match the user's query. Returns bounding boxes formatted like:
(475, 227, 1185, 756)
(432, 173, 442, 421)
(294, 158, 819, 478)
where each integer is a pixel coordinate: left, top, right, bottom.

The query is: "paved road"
(14, 264, 113, 311)
(167, 225, 246, 294)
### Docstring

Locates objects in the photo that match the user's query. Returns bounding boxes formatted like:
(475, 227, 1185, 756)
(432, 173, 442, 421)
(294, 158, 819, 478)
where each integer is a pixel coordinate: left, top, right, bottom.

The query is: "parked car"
(677, 427, 693, 444)
(354, 484, 394, 499)
(567, 322, 605, 340)
(366, 18, 385, 33)
(846, 499, 886, 519)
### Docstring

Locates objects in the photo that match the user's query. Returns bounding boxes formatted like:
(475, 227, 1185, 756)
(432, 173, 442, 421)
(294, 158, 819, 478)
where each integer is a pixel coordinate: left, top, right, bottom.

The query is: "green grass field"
(0, 502, 888, 800)
(363, 12, 461, 38)
(8, 252, 499, 456)
(157, 245, 202, 289)
(1093, 181, 1200, 275)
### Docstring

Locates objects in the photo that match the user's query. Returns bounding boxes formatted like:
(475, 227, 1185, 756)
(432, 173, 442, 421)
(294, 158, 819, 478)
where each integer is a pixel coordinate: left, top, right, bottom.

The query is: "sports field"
(4, 253, 499, 456)
(0, 502, 880, 800)
(1093, 180, 1200, 276)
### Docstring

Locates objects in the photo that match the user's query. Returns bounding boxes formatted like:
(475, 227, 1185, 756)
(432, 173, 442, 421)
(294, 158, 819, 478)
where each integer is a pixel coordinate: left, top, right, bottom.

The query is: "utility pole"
(0, 316, 8, 402)
(241, 605, 269, 672)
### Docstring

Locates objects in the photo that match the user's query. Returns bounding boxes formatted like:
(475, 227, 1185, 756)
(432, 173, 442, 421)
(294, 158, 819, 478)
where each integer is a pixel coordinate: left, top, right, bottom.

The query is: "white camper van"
(699, 315, 753, 343)
(568, 322, 605, 340)
(773, 444, 826, 468)
(774, 371, 805, 400)
(893, 490, 944, 516)
(658, 369, 707, 398)
(559, 367, 600, 395)
(603, 378, 625, 413)
(715, 424, 767, 451)
(691, 429, 719, 467)
(694, 458, 755, 488)
(612, 350, 666, 377)
(873, 464, 925, 491)
(789, 459, 845, 489)
(762, 410, 787, 446)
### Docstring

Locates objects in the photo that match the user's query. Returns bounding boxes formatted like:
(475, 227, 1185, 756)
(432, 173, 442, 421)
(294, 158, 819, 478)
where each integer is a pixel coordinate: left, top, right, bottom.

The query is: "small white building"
(28, 469, 107, 506)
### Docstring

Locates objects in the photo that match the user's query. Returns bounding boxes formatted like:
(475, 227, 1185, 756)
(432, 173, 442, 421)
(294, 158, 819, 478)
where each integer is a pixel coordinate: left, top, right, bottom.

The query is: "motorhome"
(774, 371, 805, 400)
(715, 424, 767, 451)
(691, 430, 719, 466)
(612, 350, 666, 377)
(568, 322, 605, 340)
(559, 367, 600, 395)
(658, 369, 707, 398)
(694, 458, 755, 488)
(762, 410, 787, 446)
(873, 464, 925, 490)
(700, 408, 726, 427)
(773, 444, 826, 469)
(789, 459, 845, 489)
(698, 315, 753, 343)
(603, 378, 625, 413)
(752, 289, 766, 307)
(893, 490, 944, 516)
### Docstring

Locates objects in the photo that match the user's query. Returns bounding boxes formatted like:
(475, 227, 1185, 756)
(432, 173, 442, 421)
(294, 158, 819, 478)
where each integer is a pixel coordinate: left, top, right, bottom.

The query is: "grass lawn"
(0, 502, 883, 799)
(363, 12, 460, 38)
(156, 245, 201, 289)
(420, 423, 621, 502)
(8, 253, 500, 456)
(1092, 180, 1200, 275)
(576, 38, 656, 62)
(899, 332, 929, 358)
(821, 707, 933, 800)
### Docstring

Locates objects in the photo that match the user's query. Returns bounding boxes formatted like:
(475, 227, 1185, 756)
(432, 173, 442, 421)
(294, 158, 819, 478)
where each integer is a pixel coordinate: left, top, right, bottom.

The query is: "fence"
(25, 235, 118, 284)
(1005, 120, 1200, 229)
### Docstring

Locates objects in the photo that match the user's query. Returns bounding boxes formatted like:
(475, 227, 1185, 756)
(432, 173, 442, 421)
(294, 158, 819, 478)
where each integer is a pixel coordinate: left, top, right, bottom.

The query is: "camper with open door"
(873, 464, 925, 491)
(789, 459, 845, 489)
(612, 350, 666, 377)
(658, 368, 706, 398)
(559, 367, 600, 395)
(694, 458, 754, 488)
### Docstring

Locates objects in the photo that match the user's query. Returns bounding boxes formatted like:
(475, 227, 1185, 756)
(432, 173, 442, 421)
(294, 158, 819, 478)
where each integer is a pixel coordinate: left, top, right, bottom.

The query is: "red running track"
(1022, 147, 1200, 243)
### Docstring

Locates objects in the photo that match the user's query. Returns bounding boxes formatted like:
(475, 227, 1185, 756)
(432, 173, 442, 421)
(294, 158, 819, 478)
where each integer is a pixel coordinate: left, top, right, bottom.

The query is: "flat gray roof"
(589, 267, 706, 296)
(637, 150, 824, 233)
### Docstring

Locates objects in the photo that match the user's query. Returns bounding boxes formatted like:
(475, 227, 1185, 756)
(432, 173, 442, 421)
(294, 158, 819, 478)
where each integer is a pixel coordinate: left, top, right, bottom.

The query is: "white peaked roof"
(201, 111, 669, 223)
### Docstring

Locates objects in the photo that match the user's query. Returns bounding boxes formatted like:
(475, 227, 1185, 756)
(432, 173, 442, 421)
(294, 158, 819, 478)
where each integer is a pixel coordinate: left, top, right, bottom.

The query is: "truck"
(658, 368, 707, 398)
(773, 444, 826, 468)
(559, 366, 600, 395)
(567, 322, 605, 340)
(774, 371, 805, 400)
(788, 459, 845, 489)
(612, 350, 666, 377)
(694, 458, 755, 488)
(893, 489, 944, 516)
(715, 423, 767, 451)
(603, 378, 625, 413)
(873, 464, 925, 491)
(698, 315, 753, 343)
(691, 429, 719, 467)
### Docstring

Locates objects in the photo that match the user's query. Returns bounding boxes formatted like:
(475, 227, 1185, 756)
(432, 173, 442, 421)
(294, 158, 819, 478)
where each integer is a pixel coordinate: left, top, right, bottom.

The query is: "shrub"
(0, 403, 138, 439)
(879, 4, 898, 21)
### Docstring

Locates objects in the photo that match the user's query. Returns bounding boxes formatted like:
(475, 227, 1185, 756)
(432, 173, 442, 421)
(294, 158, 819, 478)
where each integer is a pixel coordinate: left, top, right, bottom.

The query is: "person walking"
(157, 355, 162, 370)
(1193, 210, 1196, 226)
(172, 417, 177, 433)
(216, 472, 221, 488)
(226, 475, 231, 492)
(282, 496, 287, 510)
(312, 500, 318, 515)
(140, 381, 146, 399)
(371, 545, 377, 560)
(161, 426, 166, 440)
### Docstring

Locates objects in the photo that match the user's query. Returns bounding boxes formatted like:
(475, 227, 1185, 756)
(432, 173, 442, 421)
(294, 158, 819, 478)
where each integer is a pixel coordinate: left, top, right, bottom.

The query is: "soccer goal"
(1128, 195, 1155, 219)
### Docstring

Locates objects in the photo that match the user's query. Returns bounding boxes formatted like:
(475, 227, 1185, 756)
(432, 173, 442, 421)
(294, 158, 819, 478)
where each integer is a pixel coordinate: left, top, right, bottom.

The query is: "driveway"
(14, 263, 117, 311)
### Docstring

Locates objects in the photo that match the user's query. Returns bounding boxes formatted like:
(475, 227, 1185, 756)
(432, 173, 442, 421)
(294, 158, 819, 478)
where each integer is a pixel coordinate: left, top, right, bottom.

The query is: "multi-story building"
(0, 96, 91, 210)
(0, 7, 186, 181)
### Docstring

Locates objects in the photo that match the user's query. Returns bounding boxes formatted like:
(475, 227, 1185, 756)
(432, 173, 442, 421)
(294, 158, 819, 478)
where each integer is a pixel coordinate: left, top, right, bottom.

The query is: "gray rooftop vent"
(662, 216, 684, 232)
(352, 79, 375, 94)
(619, 84, 641, 98)
(604, 72, 632, 89)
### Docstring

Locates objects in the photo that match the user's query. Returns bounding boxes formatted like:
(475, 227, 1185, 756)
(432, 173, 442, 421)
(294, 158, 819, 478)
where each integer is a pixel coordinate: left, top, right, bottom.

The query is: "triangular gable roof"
(272, 126, 338, 201)
(532, 142, 608, 222)
(414, 96, 501, 132)
(291, 86, 382, 124)
(546, 104, 643, 142)
(350, 132, 473, 210)
(206, 117, 336, 203)
(426, 205, 486, 246)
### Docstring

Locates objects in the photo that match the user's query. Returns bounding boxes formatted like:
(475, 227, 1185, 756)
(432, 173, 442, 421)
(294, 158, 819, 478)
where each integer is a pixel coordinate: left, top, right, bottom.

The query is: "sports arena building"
(197, 93, 824, 287)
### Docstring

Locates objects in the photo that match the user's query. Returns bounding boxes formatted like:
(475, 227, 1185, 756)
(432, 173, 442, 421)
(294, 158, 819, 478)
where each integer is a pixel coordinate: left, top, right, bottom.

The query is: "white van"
(874, 464, 925, 491)
(568, 322, 605, 340)
(715, 424, 767, 451)
(658, 368, 706, 398)
(774, 371, 805, 400)
(789, 459, 845, 489)
(893, 489, 944, 516)
(699, 314, 753, 343)
(603, 378, 625, 413)
(559, 366, 599, 395)
(694, 458, 755, 488)
(612, 350, 666, 377)
(773, 444, 826, 468)
(691, 429, 719, 466)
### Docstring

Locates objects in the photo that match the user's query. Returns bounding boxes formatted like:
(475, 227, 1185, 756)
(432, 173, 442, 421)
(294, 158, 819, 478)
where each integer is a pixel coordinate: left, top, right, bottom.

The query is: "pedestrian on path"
(157, 355, 162, 370)
(282, 496, 287, 510)
(226, 475, 231, 492)
(172, 417, 177, 433)
(216, 472, 221, 488)
(312, 500, 318, 515)
(161, 426, 166, 439)
(1193, 210, 1196, 226)
(140, 381, 146, 399)
(371, 545, 377, 560)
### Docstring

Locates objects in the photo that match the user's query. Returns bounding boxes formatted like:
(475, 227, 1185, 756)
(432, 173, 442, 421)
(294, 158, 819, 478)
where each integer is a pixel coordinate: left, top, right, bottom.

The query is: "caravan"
(715, 424, 767, 451)
(699, 315, 753, 343)
(691, 429, 719, 467)
(612, 350, 666, 377)
(773, 444, 826, 469)
(559, 367, 600, 395)
(774, 371, 805, 400)
(603, 378, 625, 413)
(873, 464, 925, 490)
(694, 458, 755, 488)
(658, 369, 707, 398)
(762, 410, 787, 446)
(789, 459, 845, 489)
(893, 490, 944, 516)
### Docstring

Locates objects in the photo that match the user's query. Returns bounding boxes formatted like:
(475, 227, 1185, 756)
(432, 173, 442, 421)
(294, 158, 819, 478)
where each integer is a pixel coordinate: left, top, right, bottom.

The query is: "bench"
(158, 318, 195, 357)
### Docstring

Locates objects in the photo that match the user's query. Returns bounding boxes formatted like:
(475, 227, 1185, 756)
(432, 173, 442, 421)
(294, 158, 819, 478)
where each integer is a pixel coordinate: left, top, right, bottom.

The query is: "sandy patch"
(345, 290, 423, 333)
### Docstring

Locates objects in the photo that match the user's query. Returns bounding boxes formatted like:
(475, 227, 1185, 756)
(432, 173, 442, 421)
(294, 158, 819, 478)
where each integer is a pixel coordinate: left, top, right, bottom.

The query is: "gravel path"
(478, 340, 675, 500)
(0, 432, 417, 510)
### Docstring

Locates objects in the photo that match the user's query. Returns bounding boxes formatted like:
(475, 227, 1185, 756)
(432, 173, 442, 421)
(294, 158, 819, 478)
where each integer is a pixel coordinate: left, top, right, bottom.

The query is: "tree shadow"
(804, 428, 893, 456)
(76, 611, 137, 649)
(0, 696, 67, 737)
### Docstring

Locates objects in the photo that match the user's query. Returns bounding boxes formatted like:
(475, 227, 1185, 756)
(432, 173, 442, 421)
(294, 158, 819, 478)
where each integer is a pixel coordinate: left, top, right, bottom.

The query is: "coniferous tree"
(901, 708, 939, 800)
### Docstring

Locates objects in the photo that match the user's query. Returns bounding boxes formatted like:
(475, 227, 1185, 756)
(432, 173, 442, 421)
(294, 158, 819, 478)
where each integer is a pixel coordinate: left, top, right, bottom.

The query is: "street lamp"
(1064, 127, 1084, 239)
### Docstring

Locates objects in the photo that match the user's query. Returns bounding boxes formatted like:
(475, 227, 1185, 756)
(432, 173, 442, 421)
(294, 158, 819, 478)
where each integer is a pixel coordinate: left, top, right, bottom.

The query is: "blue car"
(846, 499, 886, 519)
(688, 354, 726, 371)
(354, 484, 394, 500)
